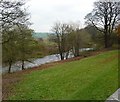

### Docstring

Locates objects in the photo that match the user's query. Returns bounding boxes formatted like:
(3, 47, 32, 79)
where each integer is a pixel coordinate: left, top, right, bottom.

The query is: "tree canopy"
(85, 0, 120, 48)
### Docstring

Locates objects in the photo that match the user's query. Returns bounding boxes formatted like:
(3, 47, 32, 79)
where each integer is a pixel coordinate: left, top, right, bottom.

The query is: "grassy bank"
(8, 50, 119, 100)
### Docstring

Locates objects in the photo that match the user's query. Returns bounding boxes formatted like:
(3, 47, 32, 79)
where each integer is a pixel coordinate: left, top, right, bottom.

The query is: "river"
(1, 48, 93, 74)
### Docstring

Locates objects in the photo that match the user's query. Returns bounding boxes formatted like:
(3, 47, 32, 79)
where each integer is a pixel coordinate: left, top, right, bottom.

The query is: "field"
(5, 50, 119, 100)
(32, 32, 49, 39)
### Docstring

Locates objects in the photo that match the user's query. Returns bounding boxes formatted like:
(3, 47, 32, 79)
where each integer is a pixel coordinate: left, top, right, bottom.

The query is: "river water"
(1, 48, 93, 74)
(1, 53, 74, 73)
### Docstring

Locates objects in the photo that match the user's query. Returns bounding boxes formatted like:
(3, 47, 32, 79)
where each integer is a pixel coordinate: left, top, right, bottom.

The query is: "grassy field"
(9, 50, 119, 100)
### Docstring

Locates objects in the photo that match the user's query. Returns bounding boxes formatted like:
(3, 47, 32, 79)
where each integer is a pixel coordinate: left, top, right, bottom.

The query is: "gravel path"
(106, 88, 120, 102)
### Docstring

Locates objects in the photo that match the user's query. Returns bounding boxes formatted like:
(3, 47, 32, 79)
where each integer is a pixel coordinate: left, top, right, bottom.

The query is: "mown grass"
(9, 50, 119, 100)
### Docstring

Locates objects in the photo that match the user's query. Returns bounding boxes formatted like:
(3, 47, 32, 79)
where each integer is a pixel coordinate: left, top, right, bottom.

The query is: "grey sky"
(27, 0, 96, 32)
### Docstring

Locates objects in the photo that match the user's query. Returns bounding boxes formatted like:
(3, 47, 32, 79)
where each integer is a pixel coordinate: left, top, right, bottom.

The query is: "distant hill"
(32, 32, 51, 39)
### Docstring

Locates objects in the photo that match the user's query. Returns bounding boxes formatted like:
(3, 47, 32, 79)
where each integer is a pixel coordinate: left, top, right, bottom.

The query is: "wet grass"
(9, 50, 119, 100)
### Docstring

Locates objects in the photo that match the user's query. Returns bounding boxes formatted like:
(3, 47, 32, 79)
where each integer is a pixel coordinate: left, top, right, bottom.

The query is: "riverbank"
(2, 48, 96, 74)
(3, 51, 117, 99)
(2, 48, 114, 100)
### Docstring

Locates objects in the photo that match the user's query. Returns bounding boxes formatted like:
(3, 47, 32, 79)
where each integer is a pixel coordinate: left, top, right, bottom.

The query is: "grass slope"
(9, 50, 119, 100)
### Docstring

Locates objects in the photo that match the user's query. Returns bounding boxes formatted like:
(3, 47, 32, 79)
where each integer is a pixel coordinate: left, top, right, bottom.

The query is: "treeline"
(49, 0, 120, 61)
(1, 0, 50, 73)
(1, 0, 33, 73)
(49, 21, 119, 60)
(1, 0, 58, 73)
(49, 22, 92, 60)
(85, 1, 120, 48)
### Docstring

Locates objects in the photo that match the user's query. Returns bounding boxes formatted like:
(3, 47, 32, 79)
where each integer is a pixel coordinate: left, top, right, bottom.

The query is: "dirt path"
(2, 49, 116, 100)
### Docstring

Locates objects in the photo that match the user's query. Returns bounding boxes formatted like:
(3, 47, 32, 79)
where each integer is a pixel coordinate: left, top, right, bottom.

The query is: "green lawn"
(9, 50, 119, 100)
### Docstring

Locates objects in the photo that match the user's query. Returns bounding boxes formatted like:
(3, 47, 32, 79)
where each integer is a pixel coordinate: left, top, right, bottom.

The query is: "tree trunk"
(60, 53, 64, 60)
(76, 48, 80, 57)
(74, 46, 79, 57)
(104, 32, 112, 48)
(8, 60, 12, 73)
(65, 51, 69, 59)
(57, 41, 64, 60)
(104, 32, 108, 48)
(22, 60, 25, 70)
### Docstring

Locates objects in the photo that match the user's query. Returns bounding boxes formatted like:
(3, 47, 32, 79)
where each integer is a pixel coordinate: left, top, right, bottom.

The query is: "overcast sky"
(27, 0, 96, 32)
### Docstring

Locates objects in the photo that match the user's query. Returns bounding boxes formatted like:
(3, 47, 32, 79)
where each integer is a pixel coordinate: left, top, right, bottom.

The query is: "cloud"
(27, 0, 96, 32)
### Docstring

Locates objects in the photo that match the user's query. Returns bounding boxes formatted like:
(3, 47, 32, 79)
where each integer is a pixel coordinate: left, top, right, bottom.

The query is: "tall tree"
(51, 22, 92, 58)
(85, 0, 120, 48)
(1, 0, 31, 73)
(17, 25, 34, 70)
(2, 26, 34, 72)
(84, 25, 104, 48)
(0, 0, 30, 44)
(69, 29, 92, 57)
(2, 30, 18, 73)
(67, 23, 81, 57)
(51, 22, 70, 60)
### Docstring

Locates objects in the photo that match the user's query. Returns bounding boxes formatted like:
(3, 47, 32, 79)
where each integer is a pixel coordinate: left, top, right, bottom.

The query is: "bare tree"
(85, 0, 120, 48)
(69, 29, 91, 57)
(0, 0, 30, 44)
(51, 22, 92, 59)
(67, 23, 81, 57)
(52, 22, 70, 60)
